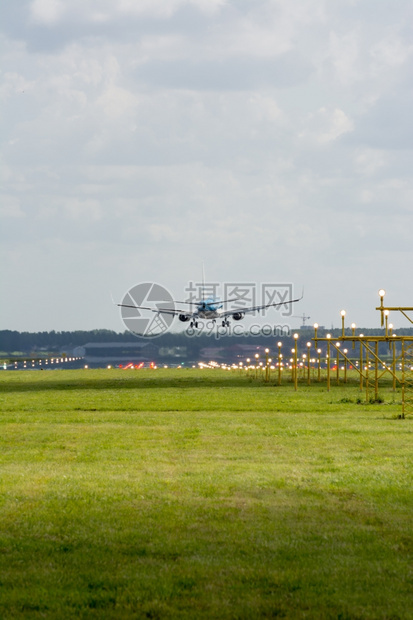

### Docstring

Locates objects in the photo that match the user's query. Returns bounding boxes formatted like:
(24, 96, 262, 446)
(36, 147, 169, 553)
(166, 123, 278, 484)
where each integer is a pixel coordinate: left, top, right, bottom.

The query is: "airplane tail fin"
(201, 262, 206, 300)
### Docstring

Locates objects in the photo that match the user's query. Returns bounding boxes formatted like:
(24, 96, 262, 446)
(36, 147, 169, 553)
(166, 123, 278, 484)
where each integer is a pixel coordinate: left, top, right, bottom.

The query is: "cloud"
(0, 196, 25, 218)
(299, 107, 354, 143)
(30, 0, 66, 25)
(349, 95, 413, 149)
(1, 0, 413, 331)
(134, 52, 313, 91)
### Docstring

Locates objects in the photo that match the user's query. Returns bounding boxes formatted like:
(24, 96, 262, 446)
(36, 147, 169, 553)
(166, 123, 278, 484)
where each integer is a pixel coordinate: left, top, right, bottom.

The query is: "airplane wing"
(117, 290, 303, 320)
(117, 303, 153, 311)
(116, 303, 193, 318)
(218, 292, 303, 319)
(164, 297, 240, 306)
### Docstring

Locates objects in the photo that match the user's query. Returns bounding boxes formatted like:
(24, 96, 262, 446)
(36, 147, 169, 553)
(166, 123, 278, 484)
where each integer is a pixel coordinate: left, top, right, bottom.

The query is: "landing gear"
(190, 321, 200, 329)
(222, 319, 230, 327)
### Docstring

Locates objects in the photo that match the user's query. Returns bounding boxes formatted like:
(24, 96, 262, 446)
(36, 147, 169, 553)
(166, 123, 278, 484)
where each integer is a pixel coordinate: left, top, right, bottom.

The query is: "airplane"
(116, 283, 303, 329)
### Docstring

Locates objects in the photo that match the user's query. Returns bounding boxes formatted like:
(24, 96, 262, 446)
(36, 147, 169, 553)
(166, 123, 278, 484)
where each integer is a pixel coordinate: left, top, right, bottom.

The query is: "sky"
(1, 0, 413, 334)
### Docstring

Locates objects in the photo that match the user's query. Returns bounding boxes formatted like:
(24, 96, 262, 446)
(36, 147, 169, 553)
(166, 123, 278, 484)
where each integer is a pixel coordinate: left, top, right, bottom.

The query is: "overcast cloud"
(1, 0, 412, 333)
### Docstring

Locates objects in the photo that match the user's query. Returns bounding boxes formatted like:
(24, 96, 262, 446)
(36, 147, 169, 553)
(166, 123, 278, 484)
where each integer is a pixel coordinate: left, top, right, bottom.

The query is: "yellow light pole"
(351, 323, 356, 349)
(277, 342, 282, 386)
(293, 333, 299, 391)
(326, 333, 331, 392)
(340, 310, 346, 338)
(359, 333, 364, 392)
(401, 339, 405, 418)
(313, 323, 319, 346)
(336, 342, 340, 385)
(306, 341, 311, 385)
(317, 348, 322, 382)
(378, 289, 386, 326)
(384, 310, 389, 337)
(265, 348, 270, 382)
(254, 353, 259, 379)
(343, 348, 348, 383)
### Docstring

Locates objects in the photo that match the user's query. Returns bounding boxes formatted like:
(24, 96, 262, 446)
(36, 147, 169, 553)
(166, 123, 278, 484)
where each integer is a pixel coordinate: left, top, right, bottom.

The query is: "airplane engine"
(179, 314, 190, 322)
(232, 312, 245, 321)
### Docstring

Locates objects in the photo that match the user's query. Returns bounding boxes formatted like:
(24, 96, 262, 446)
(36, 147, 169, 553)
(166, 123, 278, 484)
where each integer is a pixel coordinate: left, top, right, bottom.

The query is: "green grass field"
(0, 369, 412, 619)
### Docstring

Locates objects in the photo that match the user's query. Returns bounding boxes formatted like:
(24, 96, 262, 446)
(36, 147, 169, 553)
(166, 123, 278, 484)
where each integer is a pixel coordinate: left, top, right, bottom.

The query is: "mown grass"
(0, 369, 412, 619)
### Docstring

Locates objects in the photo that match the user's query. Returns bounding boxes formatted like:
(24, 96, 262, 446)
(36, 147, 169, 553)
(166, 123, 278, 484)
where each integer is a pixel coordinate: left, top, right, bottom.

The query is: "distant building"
(72, 342, 159, 366)
(200, 343, 264, 361)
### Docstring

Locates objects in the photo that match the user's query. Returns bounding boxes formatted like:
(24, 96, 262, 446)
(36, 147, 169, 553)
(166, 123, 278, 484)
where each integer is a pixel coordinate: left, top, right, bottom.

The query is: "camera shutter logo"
(120, 282, 175, 337)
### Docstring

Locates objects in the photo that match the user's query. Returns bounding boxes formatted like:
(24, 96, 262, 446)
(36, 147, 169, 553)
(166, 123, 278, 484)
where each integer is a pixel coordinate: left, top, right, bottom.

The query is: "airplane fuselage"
(196, 298, 223, 319)
(196, 308, 222, 319)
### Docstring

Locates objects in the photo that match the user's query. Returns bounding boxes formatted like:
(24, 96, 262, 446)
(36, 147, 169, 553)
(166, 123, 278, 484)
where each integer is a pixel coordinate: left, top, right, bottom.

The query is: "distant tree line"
(1, 327, 413, 356)
(0, 329, 127, 353)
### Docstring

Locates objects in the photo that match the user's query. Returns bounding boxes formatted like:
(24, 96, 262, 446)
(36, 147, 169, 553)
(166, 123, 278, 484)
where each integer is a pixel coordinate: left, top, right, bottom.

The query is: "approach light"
(378, 289, 386, 298)
(340, 310, 346, 336)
